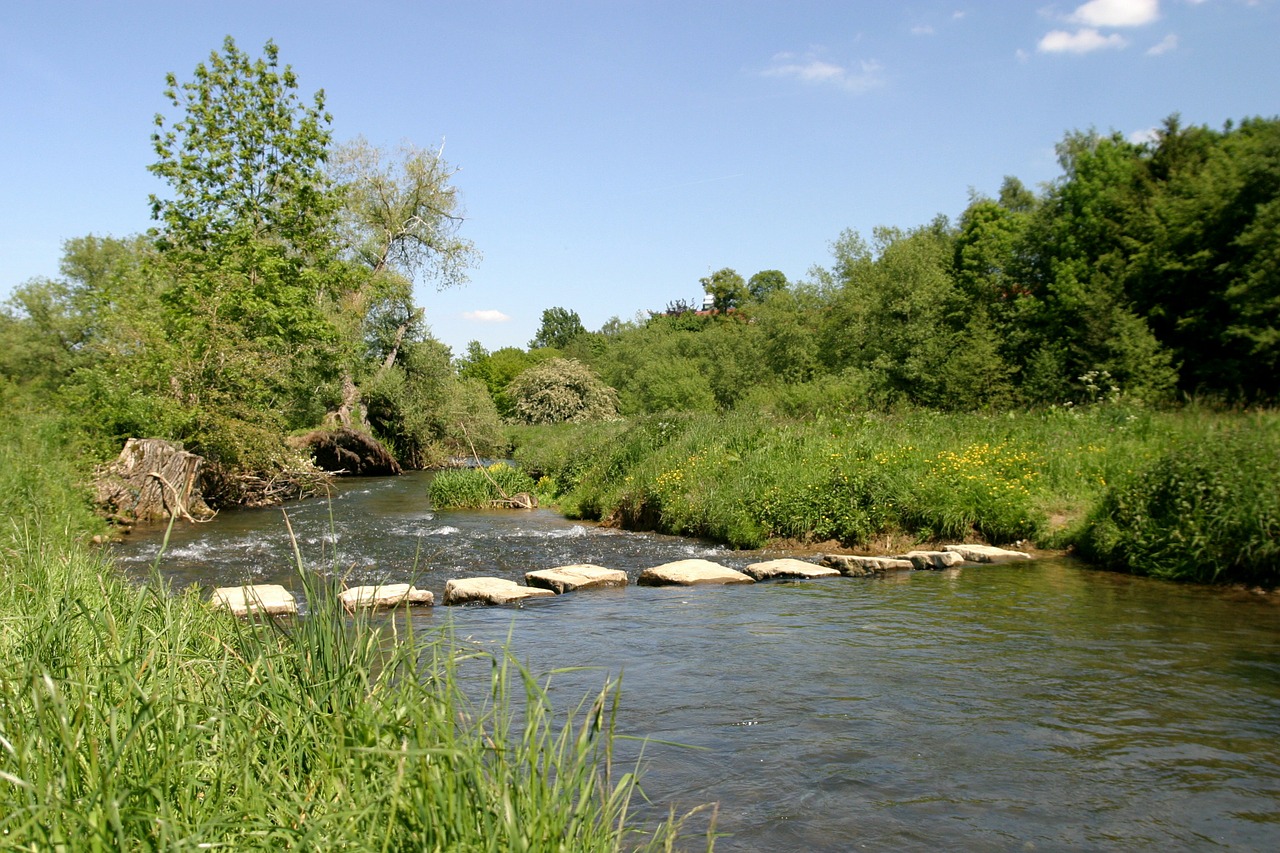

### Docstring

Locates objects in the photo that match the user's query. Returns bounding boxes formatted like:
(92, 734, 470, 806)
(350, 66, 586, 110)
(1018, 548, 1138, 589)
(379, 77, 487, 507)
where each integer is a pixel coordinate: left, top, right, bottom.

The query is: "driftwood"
(292, 428, 402, 476)
(94, 438, 216, 523)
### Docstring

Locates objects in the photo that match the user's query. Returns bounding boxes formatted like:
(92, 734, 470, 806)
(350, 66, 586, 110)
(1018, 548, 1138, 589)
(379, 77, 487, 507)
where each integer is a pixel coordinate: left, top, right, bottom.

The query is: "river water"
(112, 472, 1280, 851)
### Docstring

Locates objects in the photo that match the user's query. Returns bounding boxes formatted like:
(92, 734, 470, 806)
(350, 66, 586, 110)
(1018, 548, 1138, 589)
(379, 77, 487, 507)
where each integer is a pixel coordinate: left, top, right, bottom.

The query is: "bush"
(1076, 416, 1280, 584)
(506, 358, 620, 425)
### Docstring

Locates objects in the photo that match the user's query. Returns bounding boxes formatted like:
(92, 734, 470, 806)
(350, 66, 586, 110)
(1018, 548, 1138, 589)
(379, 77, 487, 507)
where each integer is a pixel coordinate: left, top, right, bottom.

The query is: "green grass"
(511, 405, 1278, 585)
(1076, 414, 1280, 584)
(0, 412, 699, 850)
(428, 462, 538, 509)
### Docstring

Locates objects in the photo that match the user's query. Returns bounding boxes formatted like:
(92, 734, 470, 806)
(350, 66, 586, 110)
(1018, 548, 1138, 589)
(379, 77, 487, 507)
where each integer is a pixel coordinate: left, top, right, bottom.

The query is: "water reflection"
(112, 472, 1280, 851)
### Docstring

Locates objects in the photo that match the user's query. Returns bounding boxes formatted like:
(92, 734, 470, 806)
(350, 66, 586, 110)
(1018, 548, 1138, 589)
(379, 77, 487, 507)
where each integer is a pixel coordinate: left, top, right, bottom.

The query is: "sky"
(2, 0, 1278, 357)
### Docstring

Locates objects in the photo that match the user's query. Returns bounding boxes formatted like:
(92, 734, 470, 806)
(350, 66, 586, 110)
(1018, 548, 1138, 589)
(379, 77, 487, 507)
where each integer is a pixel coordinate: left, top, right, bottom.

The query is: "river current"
(111, 471, 1280, 851)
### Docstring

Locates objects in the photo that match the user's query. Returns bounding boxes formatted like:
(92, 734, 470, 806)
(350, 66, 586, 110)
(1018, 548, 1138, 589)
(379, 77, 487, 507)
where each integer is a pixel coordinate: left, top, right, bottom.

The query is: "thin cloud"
(1129, 127, 1160, 144)
(1038, 28, 1128, 53)
(763, 52, 884, 93)
(463, 310, 510, 323)
(911, 24, 936, 36)
(1146, 33, 1178, 55)
(1071, 0, 1160, 27)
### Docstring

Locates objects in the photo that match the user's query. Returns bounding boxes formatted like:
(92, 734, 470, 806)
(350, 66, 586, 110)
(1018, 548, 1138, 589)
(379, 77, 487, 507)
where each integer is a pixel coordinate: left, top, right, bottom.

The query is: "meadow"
(504, 405, 1279, 587)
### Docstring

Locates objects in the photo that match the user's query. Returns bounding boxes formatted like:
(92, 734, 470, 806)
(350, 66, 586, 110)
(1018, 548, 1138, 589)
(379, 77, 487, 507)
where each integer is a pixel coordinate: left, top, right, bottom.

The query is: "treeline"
(0, 37, 502, 495)
(465, 115, 1279, 420)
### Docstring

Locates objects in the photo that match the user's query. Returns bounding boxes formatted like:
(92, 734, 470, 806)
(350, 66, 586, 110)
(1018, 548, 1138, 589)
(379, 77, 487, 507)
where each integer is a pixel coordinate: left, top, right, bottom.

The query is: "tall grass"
(1077, 414, 1280, 584)
(0, 413, 696, 849)
(511, 405, 1271, 580)
(428, 462, 538, 509)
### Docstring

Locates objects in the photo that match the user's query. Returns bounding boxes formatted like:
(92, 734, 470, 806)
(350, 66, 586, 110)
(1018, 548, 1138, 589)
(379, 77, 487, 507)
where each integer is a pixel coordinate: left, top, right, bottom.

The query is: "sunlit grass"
(0, 413, 700, 850)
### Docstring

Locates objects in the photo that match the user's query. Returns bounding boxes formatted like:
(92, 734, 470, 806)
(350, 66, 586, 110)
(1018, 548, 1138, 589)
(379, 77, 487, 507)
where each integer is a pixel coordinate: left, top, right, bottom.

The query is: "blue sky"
(2, 0, 1277, 356)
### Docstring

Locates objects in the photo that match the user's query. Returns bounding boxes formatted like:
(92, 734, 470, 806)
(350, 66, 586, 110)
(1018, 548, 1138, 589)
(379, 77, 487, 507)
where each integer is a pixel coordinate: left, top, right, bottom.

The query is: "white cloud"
(911, 24, 935, 35)
(1146, 33, 1178, 54)
(1038, 28, 1128, 53)
(1129, 126, 1160, 144)
(763, 52, 884, 93)
(463, 310, 510, 323)
(1071, 0, 1160, 27)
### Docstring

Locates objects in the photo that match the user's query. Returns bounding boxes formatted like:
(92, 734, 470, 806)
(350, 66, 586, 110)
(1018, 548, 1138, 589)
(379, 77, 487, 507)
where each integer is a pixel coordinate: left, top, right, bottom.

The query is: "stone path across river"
(211, 545, 1033, 614)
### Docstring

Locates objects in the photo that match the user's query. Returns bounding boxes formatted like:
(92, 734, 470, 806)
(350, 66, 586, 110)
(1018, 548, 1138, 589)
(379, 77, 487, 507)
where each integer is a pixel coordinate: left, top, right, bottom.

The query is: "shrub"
(506, 358, 621, 425)
(1076, 416, 1280, 584)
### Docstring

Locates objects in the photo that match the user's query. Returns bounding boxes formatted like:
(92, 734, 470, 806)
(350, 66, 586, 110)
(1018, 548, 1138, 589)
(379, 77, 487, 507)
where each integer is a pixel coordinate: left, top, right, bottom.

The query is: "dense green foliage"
(456, 116, 1277, 420)
(1077, 416, 1280, 584)
(512, 406, 1280, 586)
(0, 39, 496, 481)
(0, 414, 688, 849)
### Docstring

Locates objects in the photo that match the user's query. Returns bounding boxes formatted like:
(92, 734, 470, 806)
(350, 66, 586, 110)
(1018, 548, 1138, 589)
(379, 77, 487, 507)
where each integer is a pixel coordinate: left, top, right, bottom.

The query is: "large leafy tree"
(148, 36, 351, 440)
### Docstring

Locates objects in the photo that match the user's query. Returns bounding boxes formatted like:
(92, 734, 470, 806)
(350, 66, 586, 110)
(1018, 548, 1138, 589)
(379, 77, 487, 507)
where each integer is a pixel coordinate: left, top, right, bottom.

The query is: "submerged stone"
(636, 559, 754, 587)
(443, 577, 556, 606)
(339, 583, 433, 610)
(944, 544, 1033, 563)
(211, 584, 297, 617)
(820, 554, 914, 576)
(742, 558, 841, 581)
(525, 564, 628, 594)
(898, 550, 965, 570)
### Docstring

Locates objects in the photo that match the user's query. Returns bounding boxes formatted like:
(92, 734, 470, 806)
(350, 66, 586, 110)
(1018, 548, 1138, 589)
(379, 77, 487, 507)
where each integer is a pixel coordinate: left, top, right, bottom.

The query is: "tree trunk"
(94, 438, 216, 523)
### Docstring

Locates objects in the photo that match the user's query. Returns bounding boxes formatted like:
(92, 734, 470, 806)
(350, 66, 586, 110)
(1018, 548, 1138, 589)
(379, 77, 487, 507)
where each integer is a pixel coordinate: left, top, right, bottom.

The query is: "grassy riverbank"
(0, 415, 692, 849)
(509, 405, 1279, 586)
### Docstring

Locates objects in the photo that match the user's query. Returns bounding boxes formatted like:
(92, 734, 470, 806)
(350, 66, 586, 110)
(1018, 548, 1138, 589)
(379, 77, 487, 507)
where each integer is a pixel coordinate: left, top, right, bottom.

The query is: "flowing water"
(112, 472, 1280, 851)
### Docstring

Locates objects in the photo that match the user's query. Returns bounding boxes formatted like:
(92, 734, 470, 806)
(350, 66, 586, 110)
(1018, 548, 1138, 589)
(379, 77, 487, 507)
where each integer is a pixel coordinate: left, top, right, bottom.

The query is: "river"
(111, 471, 1280, 851)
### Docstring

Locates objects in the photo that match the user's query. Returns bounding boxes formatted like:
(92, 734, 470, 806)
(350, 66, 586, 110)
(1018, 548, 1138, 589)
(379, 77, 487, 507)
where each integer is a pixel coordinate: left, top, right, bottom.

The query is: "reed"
(428, 462, 538, 509)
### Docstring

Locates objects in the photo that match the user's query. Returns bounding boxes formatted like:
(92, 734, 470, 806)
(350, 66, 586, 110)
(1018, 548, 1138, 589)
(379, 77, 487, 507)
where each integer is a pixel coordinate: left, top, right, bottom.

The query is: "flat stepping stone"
(742, 558, 840, 581)
(637, 559, 754, 587)
(897, 550, 965, 570)
(525, 564, 628, 594)
(821, 554, 914, 576)
(211, 584, 297, 617)
(944, 544, 1032, 563)
(443, 577, 556, 606)
(339, 583, 433, 610)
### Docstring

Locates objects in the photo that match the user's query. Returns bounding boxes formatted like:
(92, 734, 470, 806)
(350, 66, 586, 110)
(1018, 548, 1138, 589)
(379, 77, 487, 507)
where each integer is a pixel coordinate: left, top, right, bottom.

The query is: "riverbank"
(0, 413, 692, 849)
(509, 405, 1279, 587)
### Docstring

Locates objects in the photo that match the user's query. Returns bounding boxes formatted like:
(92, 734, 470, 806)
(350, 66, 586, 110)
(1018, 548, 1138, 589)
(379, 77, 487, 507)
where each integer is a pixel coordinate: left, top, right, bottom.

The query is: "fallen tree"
(292, 427, 402, 476)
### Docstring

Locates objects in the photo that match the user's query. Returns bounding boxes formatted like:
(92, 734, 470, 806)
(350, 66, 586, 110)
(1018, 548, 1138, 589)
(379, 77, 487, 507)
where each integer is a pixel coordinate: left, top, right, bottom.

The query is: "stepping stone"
(742, 558, 840, 581)
(525, 564, 628, 594)
(636, 559, 754, 587)
(820, 554, 914, 576)
(443, 577, 556, 606)
(944, 544, 1033, 563)
(897, 550, 965, 570)
(339, 583, 434, 610)
(211, 584, 297, 617)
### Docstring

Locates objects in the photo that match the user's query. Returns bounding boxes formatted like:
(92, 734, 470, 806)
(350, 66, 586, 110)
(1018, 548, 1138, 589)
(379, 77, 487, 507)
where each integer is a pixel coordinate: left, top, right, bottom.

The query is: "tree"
(148, 36, 348, 425)
(332, 136, 478, 288)
(747, 269, 788, 302)
(506, 358, 620, 424)
(700, 268, 747, 312)
(529, 307, 586, 350)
